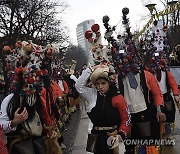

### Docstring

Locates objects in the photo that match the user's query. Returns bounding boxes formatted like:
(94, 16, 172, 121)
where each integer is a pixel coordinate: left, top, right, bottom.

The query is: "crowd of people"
(169, 44, 180, 66)
(0, 41, 82, 154)
(0, 41, 179, 154)
(75, 9, 180, 154)
(0, 8, 180, 154)
(75, 61, 179, 154)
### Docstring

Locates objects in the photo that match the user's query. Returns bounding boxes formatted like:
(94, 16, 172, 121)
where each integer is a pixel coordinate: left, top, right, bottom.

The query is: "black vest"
(87, 92, 120, 127)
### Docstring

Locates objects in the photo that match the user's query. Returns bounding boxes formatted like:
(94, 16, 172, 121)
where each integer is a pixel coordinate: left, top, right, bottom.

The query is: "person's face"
(83, 65, 87, 69)
(95, 78, 110, 94)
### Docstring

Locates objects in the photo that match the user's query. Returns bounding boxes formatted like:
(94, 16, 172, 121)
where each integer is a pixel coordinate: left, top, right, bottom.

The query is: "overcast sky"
(63, 0, 165, 45)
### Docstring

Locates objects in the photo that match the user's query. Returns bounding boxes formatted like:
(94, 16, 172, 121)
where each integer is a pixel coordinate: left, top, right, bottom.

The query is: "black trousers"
(163, 93, 176, 122)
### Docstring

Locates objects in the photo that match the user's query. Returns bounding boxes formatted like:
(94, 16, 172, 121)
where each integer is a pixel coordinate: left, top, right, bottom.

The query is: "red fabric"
(166, 71, 179, 95)
(112, 95, 131, 136)
(40, 94, 55, 126)
(0, 127, 8, 154)
(63, 80, 69, 94)
(40, 80, 63, 126)
(145, 71, 164, 107)
(52, 80, 63, 97)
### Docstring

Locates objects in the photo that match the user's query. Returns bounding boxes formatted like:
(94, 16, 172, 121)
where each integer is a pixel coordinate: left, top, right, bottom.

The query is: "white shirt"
(58, 80, 64, 92)
(155, 71, 167, 94)
(123, 73, 147, 114)
(0, 93, 17, 133)
(70, 75, 78, 83)
(75, 68, 97, 112)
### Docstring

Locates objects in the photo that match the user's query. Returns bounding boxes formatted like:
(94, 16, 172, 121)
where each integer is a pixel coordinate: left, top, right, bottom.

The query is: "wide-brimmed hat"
(90, 65, 110, 83)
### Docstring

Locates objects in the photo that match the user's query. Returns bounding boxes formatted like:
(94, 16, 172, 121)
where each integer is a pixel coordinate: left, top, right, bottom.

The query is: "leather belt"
(94, 125, 117, 131)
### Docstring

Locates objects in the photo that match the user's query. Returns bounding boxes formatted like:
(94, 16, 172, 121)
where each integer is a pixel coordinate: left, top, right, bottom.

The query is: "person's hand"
(117, 134, 123, 142)
(47, 129, 58, 139)
(156, 112, 166, 123)
(174, 95, 180, 109)
(174, 95, 180, 104)
(51, 129, 58, 139)
(11, 107, 28, 128)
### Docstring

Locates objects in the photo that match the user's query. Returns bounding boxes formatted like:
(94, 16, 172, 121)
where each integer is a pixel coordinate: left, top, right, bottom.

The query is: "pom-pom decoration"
(47, 47, 54, 54)
(84, 23, 105, 63)
(3, 45, 11, 52)
(88, 37, 93, 43)
(102, 15, 110, 23)
(163, 26, 168, 32)
(96, 32, 101, 37)
(153, 20, 158, 26)
(42, 69, 48, 76)
(85, 30, 93, 39)
(25, 44, 33, 52)
(122, 7, 129, 16)
(91, 24, 100, 33)
(15, 41, 22, 48)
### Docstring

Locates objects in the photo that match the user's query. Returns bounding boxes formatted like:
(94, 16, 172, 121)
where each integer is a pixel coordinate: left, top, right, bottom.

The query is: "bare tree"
(157, 0, 180, 47)
(65, 45, 89, 70)
(0, 0, 69, 46)
(0, 0, 70, 94)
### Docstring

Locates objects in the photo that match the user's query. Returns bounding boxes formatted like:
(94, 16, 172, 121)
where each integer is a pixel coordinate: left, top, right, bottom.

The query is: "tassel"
(170, 123, 175, 132)
(146, 146, 150, 154)
(152, 146, 159, 154)
(58, 120, 63, 128)
(160, 123, 166, 138)
(27, 95, 30, 106)
(134, 145, 138, 154)
(157, 145, 161, 153)
(27, 94, 36, 106)
(65, 106, 68, 114)
(32, 94, 36, 104)
(146, 146, 159, 154)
